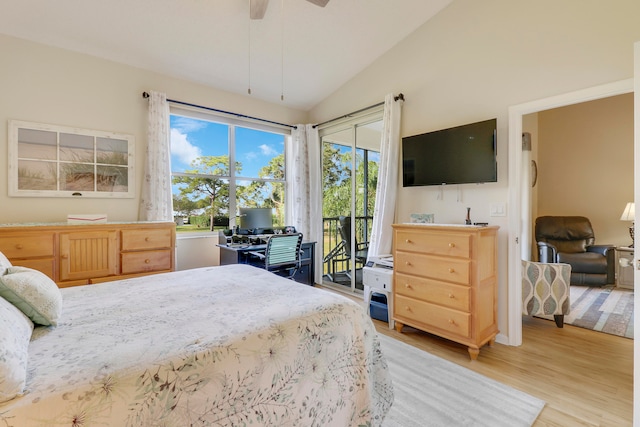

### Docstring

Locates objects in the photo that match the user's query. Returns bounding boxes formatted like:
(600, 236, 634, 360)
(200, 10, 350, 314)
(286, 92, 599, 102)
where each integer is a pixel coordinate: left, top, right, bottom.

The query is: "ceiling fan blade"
(306, 0, 329, 7)
(250, 0, 269, 20)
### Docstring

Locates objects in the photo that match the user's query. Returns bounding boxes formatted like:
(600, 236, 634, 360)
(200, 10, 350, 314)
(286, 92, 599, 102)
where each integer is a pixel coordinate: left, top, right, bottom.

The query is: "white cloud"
(171, 128, 202, 166)
(172, 117, 207, 133)
(259, 144, 278, 156)
(243, 145, 278, 162)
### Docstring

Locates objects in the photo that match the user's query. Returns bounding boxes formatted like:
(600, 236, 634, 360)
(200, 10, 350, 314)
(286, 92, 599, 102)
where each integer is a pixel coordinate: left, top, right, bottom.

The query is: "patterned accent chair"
(522, 260, 571, 328)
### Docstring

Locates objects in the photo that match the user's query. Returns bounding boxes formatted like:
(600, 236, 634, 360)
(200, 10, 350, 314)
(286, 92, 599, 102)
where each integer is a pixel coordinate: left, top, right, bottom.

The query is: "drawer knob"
(16, 244, 23, 250)
(448, 293, 454, 299)
(405, 239, 412, 244)
(448, 268, 455, 273)
(405, 283, 411, 289)
(405, 261, 412, 266)
(145, 237, 150, 242)
(448, 319, 456, 325)
(61, 254, 69, 259)
(449, 243, 455, 248)
(145, 259, 151, 264)
(405, 306, 411, 312)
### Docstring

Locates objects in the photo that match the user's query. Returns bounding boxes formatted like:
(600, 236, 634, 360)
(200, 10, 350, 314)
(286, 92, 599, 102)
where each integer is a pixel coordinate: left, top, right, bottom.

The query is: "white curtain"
(367, 93, 403, 259)
(286, 124, 323, 284)
(139, 91, 173, 221)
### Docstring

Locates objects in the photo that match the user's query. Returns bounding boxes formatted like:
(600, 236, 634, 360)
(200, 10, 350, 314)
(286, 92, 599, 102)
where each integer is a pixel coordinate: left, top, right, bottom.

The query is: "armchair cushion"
(557, 252, 608, 275)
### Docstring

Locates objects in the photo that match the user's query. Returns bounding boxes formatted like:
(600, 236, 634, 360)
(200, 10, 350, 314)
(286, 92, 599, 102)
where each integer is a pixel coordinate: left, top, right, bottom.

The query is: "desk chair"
(249, 233, 303, 280)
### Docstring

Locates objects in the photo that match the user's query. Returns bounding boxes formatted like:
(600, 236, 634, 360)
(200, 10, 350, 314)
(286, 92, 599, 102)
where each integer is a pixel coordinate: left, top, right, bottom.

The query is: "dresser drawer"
(121, 228, 173, 251)
(121, 250, 172, 275)
(395, 294, 471, 338)
(395, 272, 470, 311)
(395, 251, 470, 285)
(11, 258, 55, 280)
(0, 233, 55, 259)
(395, 230, 471, 258)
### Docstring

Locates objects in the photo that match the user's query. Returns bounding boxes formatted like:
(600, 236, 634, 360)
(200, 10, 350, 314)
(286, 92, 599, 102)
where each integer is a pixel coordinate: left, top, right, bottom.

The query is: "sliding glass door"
(320, 116, 382, 293)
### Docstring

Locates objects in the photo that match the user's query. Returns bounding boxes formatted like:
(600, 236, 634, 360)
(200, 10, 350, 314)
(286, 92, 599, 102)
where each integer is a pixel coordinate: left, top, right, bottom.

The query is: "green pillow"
(0, 266, 62, 326)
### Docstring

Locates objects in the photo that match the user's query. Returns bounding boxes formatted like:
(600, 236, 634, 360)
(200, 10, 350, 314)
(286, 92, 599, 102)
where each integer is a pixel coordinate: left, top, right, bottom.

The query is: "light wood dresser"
(0, 222, 175, 288)
(392, 223, 499, 360)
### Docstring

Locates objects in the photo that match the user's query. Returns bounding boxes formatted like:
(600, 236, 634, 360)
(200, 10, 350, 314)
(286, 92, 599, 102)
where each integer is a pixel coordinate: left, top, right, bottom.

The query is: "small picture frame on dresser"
(410, 213, 434, 224)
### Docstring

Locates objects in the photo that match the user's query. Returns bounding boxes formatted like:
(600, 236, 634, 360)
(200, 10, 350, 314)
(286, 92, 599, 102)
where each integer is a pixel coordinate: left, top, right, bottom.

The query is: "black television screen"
(402, 118, 497, 187)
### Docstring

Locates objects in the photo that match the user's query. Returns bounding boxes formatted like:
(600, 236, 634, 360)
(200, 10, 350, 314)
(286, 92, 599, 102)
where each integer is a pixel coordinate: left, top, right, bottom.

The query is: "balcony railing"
(322, 215, 372, 286)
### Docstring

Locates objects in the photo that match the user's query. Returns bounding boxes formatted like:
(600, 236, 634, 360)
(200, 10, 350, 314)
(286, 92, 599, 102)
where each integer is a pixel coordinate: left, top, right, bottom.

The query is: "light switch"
(490, 202, 506, 217)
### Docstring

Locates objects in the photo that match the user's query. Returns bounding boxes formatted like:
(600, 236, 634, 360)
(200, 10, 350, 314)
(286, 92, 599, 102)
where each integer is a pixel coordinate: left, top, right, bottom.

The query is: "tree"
(321, 143, 379, 243)
(172, 194, 201, 219)
(322, 144, 350, 218)
(239, 153, 285, 225)
(172, 155, 240, 231)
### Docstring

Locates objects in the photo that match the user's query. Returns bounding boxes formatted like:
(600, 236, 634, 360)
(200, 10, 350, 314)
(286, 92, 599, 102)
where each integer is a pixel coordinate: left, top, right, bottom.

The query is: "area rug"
(378, 334, 545, 427)
(563, 285, 634, 339)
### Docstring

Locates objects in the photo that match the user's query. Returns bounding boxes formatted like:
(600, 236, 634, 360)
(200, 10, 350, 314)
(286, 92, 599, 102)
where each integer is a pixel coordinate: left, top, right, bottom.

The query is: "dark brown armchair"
(535, 216, 615, 287)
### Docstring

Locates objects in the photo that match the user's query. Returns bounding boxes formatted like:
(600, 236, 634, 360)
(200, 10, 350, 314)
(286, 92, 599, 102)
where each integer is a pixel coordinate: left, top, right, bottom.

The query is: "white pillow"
(0, 266, 62, 326)
(0, 251, 11, 276)
(0, 296, 34, 403)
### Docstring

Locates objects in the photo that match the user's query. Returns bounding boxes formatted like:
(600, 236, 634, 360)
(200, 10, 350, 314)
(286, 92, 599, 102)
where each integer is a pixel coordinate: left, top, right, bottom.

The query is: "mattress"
(0, 264, 393, 426)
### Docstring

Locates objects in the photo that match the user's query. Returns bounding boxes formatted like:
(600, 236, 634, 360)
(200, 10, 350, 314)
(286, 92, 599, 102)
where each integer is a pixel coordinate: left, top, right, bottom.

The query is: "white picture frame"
(8, 120, 135, 198)
(410, 213, 435, 224)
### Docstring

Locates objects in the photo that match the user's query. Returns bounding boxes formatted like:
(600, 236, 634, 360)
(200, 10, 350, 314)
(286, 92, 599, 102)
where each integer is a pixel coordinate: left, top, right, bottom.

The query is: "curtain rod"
(313, 93, 405, 129)
(142, 92, 297, 129)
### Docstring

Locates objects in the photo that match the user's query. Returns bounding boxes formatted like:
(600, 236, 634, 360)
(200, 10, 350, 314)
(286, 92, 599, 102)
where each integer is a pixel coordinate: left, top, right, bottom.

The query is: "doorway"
(507, 78, 634, 346)
(319, 116, 382, 293)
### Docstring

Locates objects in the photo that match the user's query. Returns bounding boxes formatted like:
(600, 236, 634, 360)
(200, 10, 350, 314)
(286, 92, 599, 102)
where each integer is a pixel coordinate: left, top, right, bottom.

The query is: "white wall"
(309, 0, 640, 339)
(0, 34, 308, 224)
(175, 235, 222, 270)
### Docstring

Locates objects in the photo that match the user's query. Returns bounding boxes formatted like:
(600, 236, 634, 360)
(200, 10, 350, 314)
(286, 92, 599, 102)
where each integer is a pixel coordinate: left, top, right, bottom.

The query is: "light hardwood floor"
(324, 287, 633, 426)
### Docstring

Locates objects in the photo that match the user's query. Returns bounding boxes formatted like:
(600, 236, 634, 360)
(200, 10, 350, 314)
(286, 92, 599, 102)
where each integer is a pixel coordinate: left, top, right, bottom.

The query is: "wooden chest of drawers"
(392, 224, 499, 360)
(0, 222, 175, 287)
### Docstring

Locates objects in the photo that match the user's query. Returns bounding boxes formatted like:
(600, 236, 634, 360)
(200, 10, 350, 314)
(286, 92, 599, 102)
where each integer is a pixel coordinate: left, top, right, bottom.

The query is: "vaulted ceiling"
(1, 0, 452, 110)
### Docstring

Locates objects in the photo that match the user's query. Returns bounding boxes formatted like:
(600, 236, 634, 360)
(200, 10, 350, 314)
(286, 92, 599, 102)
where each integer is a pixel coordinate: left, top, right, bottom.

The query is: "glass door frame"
(318, 108, 383, 294)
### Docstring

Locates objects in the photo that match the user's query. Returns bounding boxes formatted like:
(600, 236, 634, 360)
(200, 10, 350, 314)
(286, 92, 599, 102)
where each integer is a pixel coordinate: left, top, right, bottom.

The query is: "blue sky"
(170, 115, 285, 178)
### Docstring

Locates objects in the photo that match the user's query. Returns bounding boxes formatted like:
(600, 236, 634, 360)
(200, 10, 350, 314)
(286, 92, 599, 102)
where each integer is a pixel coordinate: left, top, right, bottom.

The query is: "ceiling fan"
(250, 0, 329, 20)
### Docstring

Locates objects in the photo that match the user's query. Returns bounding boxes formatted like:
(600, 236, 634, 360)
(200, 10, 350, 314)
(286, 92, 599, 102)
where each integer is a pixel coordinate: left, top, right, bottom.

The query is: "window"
(8, 120, 134, 198)
(169, 109, 288, 232)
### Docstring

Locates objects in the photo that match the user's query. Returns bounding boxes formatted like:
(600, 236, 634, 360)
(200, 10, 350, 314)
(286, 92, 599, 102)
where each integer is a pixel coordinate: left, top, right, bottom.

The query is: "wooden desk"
(218, 241, 316, 286)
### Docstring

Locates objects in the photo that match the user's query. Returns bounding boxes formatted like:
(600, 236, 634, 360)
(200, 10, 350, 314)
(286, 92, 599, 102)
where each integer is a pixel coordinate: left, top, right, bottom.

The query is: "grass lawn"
(176, 224, 227, 233)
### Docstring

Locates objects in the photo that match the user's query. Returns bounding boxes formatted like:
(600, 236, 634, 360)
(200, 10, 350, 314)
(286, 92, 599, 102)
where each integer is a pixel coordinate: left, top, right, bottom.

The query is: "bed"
(0, 262, 393, 426)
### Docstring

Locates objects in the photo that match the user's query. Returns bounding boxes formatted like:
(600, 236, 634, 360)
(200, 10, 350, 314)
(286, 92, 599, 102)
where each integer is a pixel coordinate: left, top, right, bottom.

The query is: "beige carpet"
(378, 334, 544, 427)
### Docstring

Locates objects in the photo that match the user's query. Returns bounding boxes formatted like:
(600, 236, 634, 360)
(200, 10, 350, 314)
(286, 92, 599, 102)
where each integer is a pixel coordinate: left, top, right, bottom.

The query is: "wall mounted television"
(402, 118, 497, 187)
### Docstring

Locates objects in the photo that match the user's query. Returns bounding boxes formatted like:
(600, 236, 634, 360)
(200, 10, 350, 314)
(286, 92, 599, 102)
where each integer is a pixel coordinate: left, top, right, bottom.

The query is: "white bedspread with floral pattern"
(0, 264, 393, 426)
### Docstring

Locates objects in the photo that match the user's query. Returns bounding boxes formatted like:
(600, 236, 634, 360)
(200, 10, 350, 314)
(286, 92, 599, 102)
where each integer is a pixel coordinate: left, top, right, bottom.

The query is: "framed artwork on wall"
(8, 120, 135, 198)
